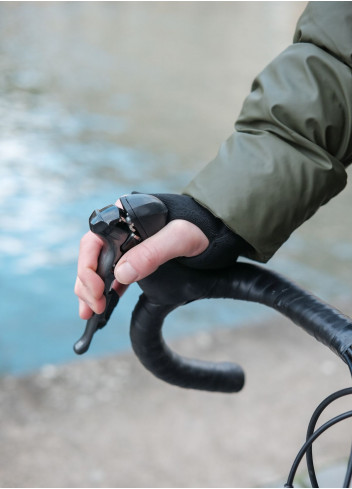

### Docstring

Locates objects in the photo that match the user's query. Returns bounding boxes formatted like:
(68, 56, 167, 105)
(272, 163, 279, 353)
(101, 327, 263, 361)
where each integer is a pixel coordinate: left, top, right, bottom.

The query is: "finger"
(77, 231, 104, 284)
(111, 279, 129, 297)
(114, 219, 208, 284)
(75, 276, 106, 316)
(75, 272, 130, 319)
(75, 227, 130, 317)
(79, 298, 94, 320)
(76, 231, 105, 303)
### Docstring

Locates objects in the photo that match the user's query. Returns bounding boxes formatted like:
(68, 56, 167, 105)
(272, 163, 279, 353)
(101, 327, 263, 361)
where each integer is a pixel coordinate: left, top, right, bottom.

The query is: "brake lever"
(73, 193, 168, 355)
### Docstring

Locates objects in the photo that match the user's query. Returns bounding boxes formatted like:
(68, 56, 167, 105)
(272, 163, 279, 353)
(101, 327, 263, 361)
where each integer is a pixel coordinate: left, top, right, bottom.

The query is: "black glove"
(152, 193, 252, 270)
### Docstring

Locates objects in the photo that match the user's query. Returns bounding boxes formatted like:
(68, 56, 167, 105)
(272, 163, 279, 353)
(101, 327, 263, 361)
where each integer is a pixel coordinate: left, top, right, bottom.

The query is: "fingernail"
(115, 261, 139, 284)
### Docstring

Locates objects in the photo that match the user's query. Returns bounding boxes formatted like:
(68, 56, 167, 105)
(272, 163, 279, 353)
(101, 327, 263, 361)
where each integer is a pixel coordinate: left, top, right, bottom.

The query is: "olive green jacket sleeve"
(183, 2, 352, 262)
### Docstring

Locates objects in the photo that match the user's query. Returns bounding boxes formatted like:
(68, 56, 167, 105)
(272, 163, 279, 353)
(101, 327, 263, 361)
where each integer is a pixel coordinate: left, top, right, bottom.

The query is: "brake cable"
(285, 386, 352, 488)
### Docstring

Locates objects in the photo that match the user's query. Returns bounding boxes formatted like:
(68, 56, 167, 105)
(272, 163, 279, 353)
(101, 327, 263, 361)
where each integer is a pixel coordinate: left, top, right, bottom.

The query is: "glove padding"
(152, 194, 251, 269)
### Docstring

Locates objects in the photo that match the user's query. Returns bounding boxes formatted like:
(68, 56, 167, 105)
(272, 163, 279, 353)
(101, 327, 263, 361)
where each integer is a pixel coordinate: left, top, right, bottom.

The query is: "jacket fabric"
(183, 2, 352, 262)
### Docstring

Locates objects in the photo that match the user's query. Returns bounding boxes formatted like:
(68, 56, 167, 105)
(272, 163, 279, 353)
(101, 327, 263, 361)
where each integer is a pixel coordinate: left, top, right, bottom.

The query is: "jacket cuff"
(184, 43, 350, 262)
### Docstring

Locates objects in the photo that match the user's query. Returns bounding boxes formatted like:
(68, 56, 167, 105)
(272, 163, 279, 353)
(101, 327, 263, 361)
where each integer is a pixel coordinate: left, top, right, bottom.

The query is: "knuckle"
(79, 231, 90, 248)
(76, 269, 87, 289)
(74, 277, 83, 298)
(170, 219, 208, 256)
(74, 281, 80, 296)
(169, 219, 188, 234)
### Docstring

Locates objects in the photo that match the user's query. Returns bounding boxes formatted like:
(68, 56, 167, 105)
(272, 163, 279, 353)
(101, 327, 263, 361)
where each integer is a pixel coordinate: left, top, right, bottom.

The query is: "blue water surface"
(0, 88, 349, 376)
(1, 3, 351, 376)
(0, 95, 273, 375)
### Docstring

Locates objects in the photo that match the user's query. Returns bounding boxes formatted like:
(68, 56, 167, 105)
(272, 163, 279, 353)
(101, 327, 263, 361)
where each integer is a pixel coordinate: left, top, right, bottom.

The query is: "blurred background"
(1, 2, 352, 487)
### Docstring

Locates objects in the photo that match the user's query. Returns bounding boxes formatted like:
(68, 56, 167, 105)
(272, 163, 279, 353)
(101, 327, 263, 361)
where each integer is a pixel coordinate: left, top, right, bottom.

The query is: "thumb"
(114, 219, 209, 284)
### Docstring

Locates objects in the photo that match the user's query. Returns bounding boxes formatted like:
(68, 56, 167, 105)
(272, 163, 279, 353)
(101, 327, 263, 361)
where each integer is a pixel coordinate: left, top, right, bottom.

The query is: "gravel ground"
(1, 309, 352, 488)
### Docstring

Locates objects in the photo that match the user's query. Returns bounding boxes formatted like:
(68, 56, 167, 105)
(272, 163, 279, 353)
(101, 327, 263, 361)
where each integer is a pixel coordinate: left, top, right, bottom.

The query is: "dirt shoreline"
(1, 311, 351, 488)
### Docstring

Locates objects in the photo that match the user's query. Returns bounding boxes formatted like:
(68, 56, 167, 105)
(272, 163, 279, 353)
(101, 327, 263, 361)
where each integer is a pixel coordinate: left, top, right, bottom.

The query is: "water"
(0, 98, 189, 373)
(1, 2, 352, 375)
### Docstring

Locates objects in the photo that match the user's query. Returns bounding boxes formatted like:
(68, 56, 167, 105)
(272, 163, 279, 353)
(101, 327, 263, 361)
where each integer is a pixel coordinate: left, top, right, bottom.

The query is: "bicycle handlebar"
(130, 262, 352, 393)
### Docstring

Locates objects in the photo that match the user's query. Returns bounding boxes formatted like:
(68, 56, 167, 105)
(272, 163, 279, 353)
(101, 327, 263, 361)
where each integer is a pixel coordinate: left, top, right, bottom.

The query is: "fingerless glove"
(152, 193, 252, 269)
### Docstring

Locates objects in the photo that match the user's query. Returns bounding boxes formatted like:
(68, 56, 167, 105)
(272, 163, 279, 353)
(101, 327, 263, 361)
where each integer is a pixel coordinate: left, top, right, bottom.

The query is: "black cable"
(343, 443, 352, 488)
(345, 348, 352, 376)
(305, 387, 352, 487)
(346, 357, 352, 378)
(285, 410, 352, 488)
(342, 349, 352, 486)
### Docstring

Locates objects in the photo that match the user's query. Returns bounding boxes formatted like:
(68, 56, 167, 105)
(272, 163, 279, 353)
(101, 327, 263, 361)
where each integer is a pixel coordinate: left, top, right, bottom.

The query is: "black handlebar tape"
(130, 296, 245, 393)
(212, 263, 352, 360)
(130, 262, 352, 393)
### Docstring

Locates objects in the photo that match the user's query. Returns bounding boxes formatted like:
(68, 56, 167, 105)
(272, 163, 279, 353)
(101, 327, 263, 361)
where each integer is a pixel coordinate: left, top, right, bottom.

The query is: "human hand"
(74, 199, 209, 320)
